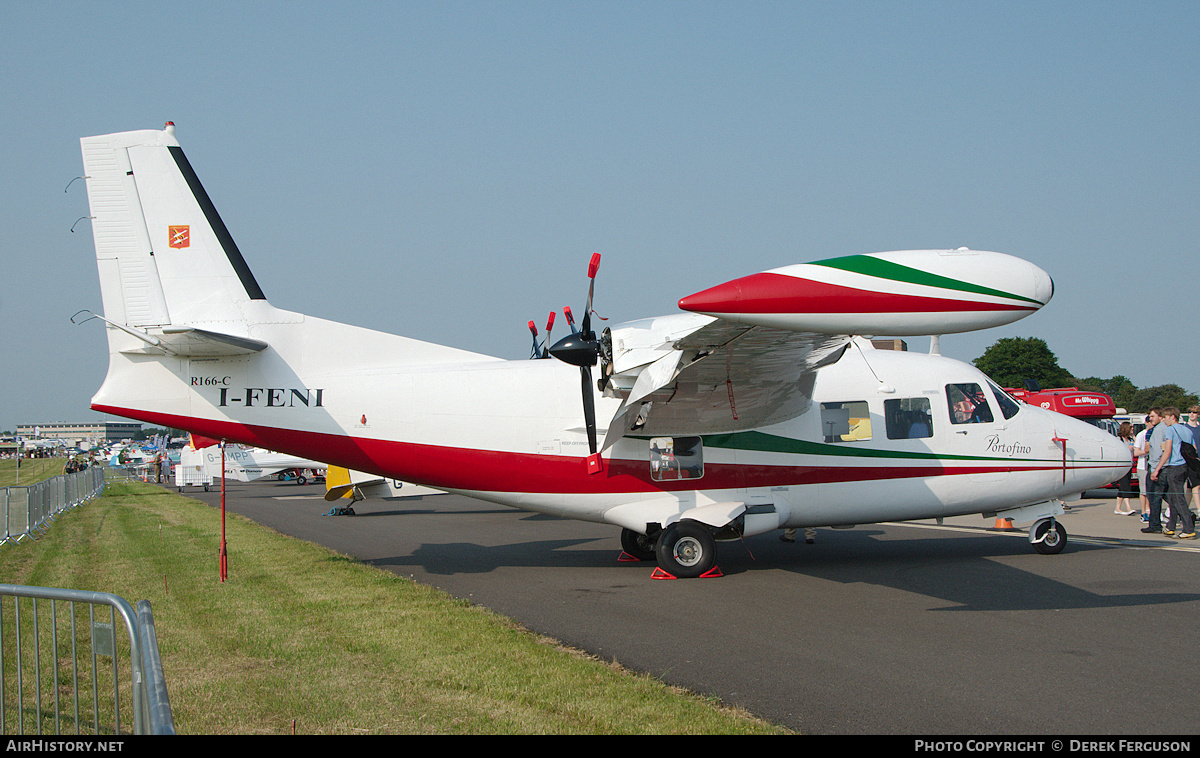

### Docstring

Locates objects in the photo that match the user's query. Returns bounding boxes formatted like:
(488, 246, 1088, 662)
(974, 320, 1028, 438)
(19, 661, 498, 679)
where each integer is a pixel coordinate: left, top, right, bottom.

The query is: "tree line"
(972, 337, 1198, 412)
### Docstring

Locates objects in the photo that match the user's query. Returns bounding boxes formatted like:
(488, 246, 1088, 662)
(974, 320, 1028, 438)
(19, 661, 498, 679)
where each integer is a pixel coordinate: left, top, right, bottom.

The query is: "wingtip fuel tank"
(679, 248, 1053, 336)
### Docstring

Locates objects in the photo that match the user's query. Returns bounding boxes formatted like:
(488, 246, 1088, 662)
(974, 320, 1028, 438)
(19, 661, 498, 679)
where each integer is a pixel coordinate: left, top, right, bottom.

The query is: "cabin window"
(946, 383, 994, 424)
(820, 401, 872, 442)
(987, 380, 1022, 420)
(884, 398, 933, 439)
(650, 436, 704, 481)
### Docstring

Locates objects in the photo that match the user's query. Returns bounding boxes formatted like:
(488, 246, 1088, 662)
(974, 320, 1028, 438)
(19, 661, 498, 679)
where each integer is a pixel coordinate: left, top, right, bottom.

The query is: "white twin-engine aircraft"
(77, 124, 1130, 578)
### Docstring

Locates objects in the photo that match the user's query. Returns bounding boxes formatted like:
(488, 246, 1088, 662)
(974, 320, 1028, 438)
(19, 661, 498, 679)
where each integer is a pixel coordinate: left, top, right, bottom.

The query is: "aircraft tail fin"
(80, 123, 266, 331)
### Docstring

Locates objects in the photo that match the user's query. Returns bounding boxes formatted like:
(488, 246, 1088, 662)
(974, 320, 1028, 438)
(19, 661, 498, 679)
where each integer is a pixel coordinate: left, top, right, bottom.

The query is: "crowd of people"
(1120, 405, 1200, 539)
(63, 456, 94, 474)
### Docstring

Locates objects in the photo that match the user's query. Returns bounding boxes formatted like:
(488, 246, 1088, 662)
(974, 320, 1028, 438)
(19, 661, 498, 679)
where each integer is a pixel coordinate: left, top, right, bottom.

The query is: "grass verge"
(0, 476, 789, 734)
(0, 457, 67, 487)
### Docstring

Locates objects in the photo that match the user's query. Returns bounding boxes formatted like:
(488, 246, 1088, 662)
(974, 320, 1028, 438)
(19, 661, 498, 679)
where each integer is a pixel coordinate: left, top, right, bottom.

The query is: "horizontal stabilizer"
(73, 309, 268, 357)
(324, 483, 359, 502)
(113, 323, 268, 356)
(156, 326, 268, 355)
(325, 465, 373, 501)
(325, 466, 445, 501)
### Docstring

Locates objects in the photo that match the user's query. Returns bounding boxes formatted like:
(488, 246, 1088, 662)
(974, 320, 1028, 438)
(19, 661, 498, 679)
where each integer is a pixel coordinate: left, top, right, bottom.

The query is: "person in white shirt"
(1132, 414, 1155, 521)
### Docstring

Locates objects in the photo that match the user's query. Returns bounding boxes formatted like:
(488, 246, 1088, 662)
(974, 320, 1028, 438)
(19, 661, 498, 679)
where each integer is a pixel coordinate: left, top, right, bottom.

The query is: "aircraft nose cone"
(1102, 429, 1134, 478)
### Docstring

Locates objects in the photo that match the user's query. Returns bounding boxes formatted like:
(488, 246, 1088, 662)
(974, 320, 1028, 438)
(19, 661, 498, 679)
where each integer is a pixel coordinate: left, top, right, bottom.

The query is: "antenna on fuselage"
(852, 338, 895, 394)
(929, 335, 941, 355)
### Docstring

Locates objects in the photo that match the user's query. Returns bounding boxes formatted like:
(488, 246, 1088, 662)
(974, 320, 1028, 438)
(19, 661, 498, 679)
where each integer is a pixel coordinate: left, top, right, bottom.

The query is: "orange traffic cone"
(993, 517, 1016, 531)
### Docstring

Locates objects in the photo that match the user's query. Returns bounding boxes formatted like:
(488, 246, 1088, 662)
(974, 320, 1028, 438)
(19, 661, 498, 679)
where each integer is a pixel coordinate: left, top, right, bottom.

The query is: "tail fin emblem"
(169, 225, 190, 248)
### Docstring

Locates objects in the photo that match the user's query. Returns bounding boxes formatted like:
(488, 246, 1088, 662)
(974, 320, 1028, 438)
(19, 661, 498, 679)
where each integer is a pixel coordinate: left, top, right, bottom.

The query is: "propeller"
(528, 311, 557, 359)
(544, 310, 555, 355)
(528, 321, 539, 359)
(548, 253, 605, 472)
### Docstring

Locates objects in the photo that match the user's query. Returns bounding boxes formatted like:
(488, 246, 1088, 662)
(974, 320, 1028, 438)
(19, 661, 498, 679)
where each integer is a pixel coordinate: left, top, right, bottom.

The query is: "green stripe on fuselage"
(809, 255, 1044, 306)
(673, 430, 1049, 463)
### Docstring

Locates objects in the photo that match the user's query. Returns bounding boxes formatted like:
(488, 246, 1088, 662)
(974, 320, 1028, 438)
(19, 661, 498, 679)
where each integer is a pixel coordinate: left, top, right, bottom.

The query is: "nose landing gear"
(1029, 517, 1067, 554)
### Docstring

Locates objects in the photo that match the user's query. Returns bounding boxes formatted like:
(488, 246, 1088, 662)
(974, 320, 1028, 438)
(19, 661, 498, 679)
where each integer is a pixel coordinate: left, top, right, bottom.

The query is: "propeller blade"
(582, 253, 601, 335)
(542, 311, 556, 358)
(528, 320, 541, 360)
(580, 365, 598, 455)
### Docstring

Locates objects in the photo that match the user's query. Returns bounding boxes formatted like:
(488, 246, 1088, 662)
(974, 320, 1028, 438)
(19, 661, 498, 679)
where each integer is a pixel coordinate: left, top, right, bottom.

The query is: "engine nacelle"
(604, 312, 715, 376)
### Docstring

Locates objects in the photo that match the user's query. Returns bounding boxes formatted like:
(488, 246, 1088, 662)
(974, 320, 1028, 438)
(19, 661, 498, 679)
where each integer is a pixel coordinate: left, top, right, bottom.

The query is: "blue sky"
(3, 1, 1197, 431)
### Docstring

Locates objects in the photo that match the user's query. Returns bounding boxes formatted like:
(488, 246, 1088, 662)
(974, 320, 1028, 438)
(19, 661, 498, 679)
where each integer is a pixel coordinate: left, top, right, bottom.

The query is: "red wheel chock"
(650, 565, 724, 580)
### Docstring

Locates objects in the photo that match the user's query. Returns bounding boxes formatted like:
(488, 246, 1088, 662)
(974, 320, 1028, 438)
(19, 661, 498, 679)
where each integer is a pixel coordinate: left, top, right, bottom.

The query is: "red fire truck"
(1003, 386, 1119, 433)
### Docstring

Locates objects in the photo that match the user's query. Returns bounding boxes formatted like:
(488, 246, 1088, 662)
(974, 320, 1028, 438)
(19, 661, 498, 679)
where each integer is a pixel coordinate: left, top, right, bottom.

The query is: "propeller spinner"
(548, 253, 605, 474)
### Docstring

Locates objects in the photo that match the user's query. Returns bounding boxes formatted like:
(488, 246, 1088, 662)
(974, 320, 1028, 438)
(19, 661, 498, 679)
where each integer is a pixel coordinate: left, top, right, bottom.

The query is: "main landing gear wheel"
(1030, 518, 1067, 555)
(620, 528, 657, 562)
(655, 520, 717, 578)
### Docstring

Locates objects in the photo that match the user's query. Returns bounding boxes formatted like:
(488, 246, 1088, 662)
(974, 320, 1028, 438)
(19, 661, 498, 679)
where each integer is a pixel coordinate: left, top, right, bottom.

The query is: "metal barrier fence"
(0, 584, 175, 735)
(1, 467, 106, 545)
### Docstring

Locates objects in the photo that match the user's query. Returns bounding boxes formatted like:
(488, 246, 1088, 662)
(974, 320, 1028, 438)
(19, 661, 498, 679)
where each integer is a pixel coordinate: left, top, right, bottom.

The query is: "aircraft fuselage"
(93, 312, 1128, 535)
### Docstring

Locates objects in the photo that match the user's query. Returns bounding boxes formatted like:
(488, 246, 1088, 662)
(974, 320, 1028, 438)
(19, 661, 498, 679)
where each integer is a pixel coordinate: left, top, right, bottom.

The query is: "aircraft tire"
(1030, 519, 1067, 555)
(655, 520, 716, 578)
(620, 528, 657, 562)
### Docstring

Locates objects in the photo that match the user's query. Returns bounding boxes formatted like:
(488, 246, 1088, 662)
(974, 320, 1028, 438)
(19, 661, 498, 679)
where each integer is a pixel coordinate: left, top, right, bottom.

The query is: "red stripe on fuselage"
(95, 404, 1076, 495)
(679, 272, 1036, 315)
